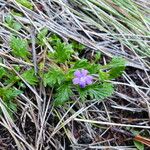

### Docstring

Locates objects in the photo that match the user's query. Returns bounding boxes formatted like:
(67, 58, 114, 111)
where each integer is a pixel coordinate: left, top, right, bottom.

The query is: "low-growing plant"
(5, 14, 22, 31)
(0, 32, 126, 116)
(16, 0, 33, 10)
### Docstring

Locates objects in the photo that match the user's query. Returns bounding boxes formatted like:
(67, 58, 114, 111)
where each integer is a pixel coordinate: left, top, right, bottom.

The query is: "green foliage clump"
(21, 69, 38, 85)
(5, 14, 22, 31)
(71, 41, 85, 52)
(77, 83, 114, 101)
(0, 87, 22, 114)
(16, 0, 33, 10)
(43, 66, 65, 87)
(41, 34, 126, 106)
(54, 83, 73, 106)
(0, 31, 126, 116)
(49, 41, 74, 63)
(37, 28, 48, 46)
(10, 36, 30, 60)
(107, 57, 126, 79)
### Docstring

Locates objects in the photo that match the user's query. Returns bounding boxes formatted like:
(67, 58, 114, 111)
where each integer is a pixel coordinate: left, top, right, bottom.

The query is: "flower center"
(80, 77, 86, 82)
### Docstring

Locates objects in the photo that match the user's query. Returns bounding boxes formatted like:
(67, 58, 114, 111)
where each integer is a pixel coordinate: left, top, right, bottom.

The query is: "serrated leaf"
(73, 59, 100, 74)
(43, 67, 65, 87)
(37, 28, 48, 46)
(99, 70, 109, 81)
(10, 36, 30, 60)
(71, 41, 85, 52)
(21, 69, 38, 85)
(78, 83, 114, 101)
(0, 67, 6, 78)
(16, 0, 33, 10)
(53, 42, 74, 63)
(49, 34, 61, 45)
(54, 83, 73, 106)
(0, 88, 22, 101)
(107, 57, 126, 79)
(133, 141, 144, 150)
(95, 51, 101, 62)
(5, 15, 22, 31)
(0, 88, 22, 115)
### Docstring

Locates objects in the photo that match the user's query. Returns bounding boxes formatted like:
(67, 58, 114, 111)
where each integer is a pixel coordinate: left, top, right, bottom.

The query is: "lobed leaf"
(21, 69, 38, 85)
(73, 59, 100, 74)
(78, 83, 114, 101)
(54, 83, 73, 106)
(10, 36, 30, 60)
(107, 57, 126, 79)
(53, 42, 74, 63)
(43, 67, 65, 87)
(37, 28, 48, 46)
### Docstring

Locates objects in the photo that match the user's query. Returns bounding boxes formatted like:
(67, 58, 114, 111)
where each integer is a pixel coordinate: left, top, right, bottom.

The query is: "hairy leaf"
(107, 57, 126, 79)
(43, 67, 65, 87)
(54, 83, 73, 106)
(0, 67, 6, 78)
(73, 59, 100, 74)
(12, 22, 22, 31)
(71, 41, 85, 52)
(49, 34, 61, 46)
(99, 70, 109, 81)
(10, 36, 30, 60)
(53, 42, 74, 63)
(78, 83, 114, 100)
(21, 69, 38, 85)
(0, 88, 22, 114)
(0, 88, 22, 101)
(37, 28, 48, 46)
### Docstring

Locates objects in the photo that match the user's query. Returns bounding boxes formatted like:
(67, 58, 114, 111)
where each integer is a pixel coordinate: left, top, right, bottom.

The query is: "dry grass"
(0, 0, 149, 149)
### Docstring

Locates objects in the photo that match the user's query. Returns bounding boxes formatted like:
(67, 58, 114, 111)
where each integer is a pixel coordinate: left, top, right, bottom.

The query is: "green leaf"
(99, 70, 109, 81)
(21, 69, 38, 85)
(0, 67, 6, 78)
(43, 67, 65, 87)
(12, 22, 22, 31)
(10, 36, 30, 60)
(16, 0, 33, 10)
(0, 88, 22, 101)
(52, 42, 74, 63)
(37, 28, 48, 46)
(107, 57, 126, 79)
(49, 34, 61, 45)
(11, 10, 23, 17)
(94, 51, 101, 62)
(0, 88, 22, 115)
(73, 59, 100, 74)
(8, 100, 17, 112)
(54, 83, 73, 106)
(5, 15, 13, 25)
(71, 41, 85, 52)
(133, 141, 144, 150)
(5, 15, 22, 31)
(78, 83, 114, 101)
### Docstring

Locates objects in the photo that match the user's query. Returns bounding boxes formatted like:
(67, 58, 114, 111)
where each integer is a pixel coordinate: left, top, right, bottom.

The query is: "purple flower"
(73, 69, 93, 88)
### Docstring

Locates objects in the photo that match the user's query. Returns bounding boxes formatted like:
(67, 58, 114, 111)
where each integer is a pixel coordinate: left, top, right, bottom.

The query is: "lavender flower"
(73, 69, 93, 88)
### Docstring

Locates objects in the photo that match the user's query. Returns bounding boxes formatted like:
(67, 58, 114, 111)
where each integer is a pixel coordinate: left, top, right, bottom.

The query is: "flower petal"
(73, 78, 80, 84)
(79, 82, 86, 88)
(74, 70, 81, 78)
(86, 75, 93, 85)
(81, 69, 88, 76)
